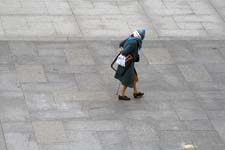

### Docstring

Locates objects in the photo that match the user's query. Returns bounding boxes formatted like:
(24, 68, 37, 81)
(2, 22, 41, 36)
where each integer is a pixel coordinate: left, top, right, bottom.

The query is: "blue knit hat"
(137, 28, 146, 40)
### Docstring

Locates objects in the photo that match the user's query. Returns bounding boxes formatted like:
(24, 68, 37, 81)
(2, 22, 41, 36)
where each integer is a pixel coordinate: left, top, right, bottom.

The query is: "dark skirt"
(114, 63, 138, 88)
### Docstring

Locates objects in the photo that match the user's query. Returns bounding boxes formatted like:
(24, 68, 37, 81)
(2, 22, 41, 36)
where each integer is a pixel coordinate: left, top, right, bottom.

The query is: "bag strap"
(111, 52, 121, 72)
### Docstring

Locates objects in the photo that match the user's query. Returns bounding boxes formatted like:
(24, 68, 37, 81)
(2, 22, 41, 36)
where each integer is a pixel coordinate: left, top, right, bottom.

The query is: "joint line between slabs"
(206, 0, 225, 23)
(65, 0, 85, 40)
(0, 120, 8, 150)
(137, 0, 160, 36)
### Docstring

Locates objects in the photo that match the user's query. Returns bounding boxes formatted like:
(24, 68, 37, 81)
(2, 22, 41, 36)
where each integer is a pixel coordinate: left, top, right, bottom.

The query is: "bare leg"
(133, 72, 144, 98)
(133, 72, 138, 94)
(133, 80, 138, 94)
(120, 84, 127, 96)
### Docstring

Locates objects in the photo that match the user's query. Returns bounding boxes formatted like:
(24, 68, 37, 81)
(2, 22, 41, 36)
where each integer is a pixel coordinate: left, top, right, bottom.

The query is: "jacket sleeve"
(119, 39, 127, 48)
(121, 41, 137, 56)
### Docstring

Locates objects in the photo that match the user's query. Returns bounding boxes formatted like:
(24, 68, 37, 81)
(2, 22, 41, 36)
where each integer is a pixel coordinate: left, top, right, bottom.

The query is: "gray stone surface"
(0, 123, 6, 150)
(190, 131, 225, 148)
(22, 82, 78, 92)
(97, 131, 132, 150)
(9, 42, 37, 56)
(143, 48, 174, 64)
(176, 109, 209, 121)
(212, 120, 225, 142)
(0, 97, 29, 122)
(178, 64, 212, 82)
(24, 92, 55, 111)
(16, 65, 47, 83)
(0, 4, 224, 150)
(0, 40, 225, 149)
(65, 48, 95, 65)
(32, 121, 66, 144)
(41, 143, 102, 150)
(0, 0, 225, 40)
(193, 47, 225, 63)
(5, 132, 39, 150)
(64, 120, 124, 131)
(0, 71, 21, 91)
(184, 120, 215, 131)
(2, 122, 38, 150)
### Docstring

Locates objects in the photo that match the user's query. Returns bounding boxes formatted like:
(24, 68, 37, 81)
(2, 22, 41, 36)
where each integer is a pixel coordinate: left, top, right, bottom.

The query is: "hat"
(137, 29, 146, 40)
(132, 30, 142, 39)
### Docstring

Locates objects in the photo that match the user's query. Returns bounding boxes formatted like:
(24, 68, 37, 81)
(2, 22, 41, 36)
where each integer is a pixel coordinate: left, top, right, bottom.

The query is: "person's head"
(131, 28, 146, 40)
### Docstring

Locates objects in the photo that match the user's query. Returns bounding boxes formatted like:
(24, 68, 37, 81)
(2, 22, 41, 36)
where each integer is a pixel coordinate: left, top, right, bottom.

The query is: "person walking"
(114, 29, 146, 101)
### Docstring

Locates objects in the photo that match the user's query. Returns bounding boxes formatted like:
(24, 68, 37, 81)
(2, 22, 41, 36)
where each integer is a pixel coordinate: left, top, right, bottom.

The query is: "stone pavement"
(1, 0, 225, 150)
(0, 40, 225, 150)
(0, 0, 225, 40)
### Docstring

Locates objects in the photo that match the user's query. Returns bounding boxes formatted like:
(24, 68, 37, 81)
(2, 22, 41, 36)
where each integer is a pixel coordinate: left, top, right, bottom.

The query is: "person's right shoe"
(133, 92, 144, 98)
(118, 95, 131, 101)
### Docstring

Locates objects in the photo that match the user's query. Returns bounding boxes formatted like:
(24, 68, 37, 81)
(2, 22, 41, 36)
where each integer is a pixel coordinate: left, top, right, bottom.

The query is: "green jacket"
(114, 38, 140, 88)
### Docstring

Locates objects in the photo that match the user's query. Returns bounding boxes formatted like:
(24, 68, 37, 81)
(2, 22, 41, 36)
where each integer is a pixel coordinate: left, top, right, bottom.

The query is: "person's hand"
(125, 54, 133, 62)
(119, 47, 123, 52)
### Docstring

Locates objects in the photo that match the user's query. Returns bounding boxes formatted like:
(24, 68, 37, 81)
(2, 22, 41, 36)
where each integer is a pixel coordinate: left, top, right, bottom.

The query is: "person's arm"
(121, 41, 137, 56)
(119, 39, 127, 48)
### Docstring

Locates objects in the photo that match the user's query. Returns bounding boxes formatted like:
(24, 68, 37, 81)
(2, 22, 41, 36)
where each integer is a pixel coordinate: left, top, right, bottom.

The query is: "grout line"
(65, 0, 85, 40)
(0, 121, 8, 150)
(206, 0, 225, 23)
(137, 0, 160, 36)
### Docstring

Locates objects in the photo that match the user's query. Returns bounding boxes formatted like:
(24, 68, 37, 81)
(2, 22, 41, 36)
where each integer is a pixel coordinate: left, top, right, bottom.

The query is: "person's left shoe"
(118, 95, 131, 101)
(133, 92, 144, 98)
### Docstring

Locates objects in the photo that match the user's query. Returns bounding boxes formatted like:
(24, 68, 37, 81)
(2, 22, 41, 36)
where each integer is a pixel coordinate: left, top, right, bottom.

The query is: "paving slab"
(64, 120, 124, 131)
(45, 1, 72, 15)
(46, 72, 75, 83)
(9, 42, 37, 56)
(212, 120, 225, 142)
(144, 99, 174, 112)
(44, 65, 97, 74)
(176, 109, 209, 121)
(200, 99, 225, 110)
(184, 120, 215, 131)
(97, 131, 132, 150)
(2, 122, 33, 133)
(207, 110, 225, 120)
(169, 48, 194, 63)
(123, 119, 159, 144)
(41, 142, 102, 150)
(159, 131, 192, 145)
(33, 121, 66, 144)
(15, 55, 67, 65)
(41, 130, 103, 150)
(0, 71, 21, 91)
(190, 131, 225, 148)
(193, 47, 225, 63)
(5, 132, 39, 150)
(204, 63, 225, 73)
(38, 49, 65, 57)
(157, 120, 186, 131)
(143, 48, 174, 64)
(16, 65, 47, 83)
(21, 82, 78, 92)
(75, 72, 105, 91)
(65, 48, 95, 65)
(178, 64, 212, 82)
(24, 92, 55, 111)
(0, 98, 29, 122)
(188, 81, 225, 91)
